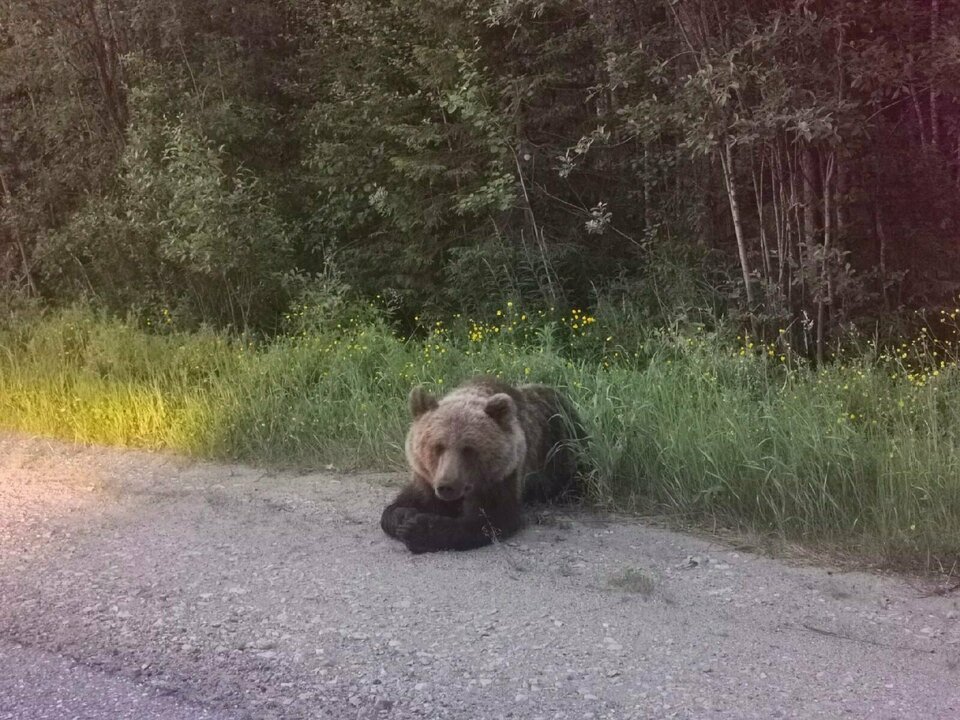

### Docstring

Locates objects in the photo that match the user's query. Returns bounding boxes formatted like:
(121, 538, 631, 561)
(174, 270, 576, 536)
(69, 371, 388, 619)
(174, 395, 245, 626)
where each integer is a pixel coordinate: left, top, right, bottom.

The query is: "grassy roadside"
(2, 305, 960, 569)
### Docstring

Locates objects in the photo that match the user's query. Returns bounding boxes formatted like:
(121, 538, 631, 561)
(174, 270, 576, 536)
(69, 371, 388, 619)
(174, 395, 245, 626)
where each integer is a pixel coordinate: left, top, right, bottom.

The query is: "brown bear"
(381, 375, 585, 553)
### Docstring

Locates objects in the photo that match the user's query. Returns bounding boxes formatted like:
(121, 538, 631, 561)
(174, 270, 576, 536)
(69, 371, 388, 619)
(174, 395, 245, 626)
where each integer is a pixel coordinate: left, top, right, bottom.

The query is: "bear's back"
(516, 383, 584, 504)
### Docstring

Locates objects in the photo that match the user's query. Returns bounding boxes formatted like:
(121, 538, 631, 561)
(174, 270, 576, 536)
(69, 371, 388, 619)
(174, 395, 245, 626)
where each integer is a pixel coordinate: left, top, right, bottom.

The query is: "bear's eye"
(461, 445, 475, 457)
(433, 442, 446, 455)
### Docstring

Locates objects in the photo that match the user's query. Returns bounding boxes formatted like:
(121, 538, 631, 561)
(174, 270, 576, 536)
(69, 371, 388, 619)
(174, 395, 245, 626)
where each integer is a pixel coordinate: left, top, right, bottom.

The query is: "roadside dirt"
(1, 433, 958, 719)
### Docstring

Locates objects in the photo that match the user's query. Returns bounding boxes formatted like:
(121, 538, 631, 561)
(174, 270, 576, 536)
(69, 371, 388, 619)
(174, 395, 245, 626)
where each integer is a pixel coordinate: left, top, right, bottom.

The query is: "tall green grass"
(3, 305, 960, 567)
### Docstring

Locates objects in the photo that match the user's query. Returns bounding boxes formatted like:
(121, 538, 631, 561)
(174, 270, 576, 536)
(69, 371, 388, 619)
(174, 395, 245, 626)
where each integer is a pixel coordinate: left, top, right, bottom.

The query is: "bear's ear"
(484, 393, 517, 427)
(409, 386, 439, 418)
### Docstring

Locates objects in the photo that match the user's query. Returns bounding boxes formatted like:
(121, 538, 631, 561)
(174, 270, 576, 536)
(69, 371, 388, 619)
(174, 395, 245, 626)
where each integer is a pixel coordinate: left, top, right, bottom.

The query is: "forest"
(3, 1, 960, 567)
(3, 0, 959, 339)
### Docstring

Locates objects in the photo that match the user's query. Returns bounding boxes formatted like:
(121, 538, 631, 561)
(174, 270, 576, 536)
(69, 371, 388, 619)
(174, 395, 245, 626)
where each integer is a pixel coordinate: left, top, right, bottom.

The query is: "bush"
(36, 69, 294, 331)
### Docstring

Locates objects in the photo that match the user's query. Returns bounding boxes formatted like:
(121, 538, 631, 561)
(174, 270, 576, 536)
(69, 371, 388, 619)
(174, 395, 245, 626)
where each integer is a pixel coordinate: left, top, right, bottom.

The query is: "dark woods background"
(2, 0, 959, 356)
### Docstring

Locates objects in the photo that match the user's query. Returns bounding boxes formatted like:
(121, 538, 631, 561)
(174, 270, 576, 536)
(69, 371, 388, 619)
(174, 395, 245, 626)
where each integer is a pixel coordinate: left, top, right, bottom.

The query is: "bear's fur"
(381, 376, 584, 553)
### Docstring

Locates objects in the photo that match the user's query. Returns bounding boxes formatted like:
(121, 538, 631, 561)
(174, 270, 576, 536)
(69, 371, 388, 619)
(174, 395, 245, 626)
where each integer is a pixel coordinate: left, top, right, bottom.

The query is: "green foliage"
(7, 0, 958, 336)
(38, 67, 294, 329)
(0, 0, 125, 292)
(5, 306, 960, 567)
(295, 0, 515, 305)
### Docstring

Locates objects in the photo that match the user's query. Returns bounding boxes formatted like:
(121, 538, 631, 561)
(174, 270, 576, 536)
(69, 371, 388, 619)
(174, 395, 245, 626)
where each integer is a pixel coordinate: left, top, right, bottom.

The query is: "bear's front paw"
(396, 513, 441, 554)
(382, 505, 419, 538)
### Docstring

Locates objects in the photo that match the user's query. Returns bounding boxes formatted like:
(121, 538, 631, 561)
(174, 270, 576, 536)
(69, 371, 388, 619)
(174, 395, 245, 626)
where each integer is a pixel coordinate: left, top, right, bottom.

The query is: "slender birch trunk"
(816, 153, 835, 366)
(719, 139, 756, 311)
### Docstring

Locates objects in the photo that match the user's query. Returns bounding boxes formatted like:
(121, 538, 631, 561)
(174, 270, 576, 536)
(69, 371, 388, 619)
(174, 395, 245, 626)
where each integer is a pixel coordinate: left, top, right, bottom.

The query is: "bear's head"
(404, 385, 527, 502)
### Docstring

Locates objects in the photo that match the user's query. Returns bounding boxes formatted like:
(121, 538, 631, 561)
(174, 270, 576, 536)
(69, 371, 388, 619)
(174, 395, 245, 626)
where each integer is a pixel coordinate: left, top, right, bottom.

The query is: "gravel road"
(1, 433, 958, 720)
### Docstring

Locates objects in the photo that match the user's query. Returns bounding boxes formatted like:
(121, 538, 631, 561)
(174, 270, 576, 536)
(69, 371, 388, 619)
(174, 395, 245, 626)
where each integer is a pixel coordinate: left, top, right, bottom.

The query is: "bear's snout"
(433, 482, 473, 502)
(434, 482, 464, 501)
(431, 451, 474, 501)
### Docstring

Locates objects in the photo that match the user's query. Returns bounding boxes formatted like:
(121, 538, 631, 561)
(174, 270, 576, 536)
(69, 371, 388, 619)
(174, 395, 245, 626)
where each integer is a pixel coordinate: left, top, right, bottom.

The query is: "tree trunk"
(786, 144, 807, 349)
(816, 153, 835, 366)
(719, 139, 757, 312)
(801, 145, 819, 353)
(956, 134, 960, 188)
(909, 79, 929, 148)
(643, 142, 652, 233)
(772, 143, 788, 298)
(875, 203, 890, 311)
(835, 159, 847, 241)
(751, 148, 772, 284)
(0, 169, 38, 294)
(511, 147, 558, 304)
(81, 0, 126, 140)
(930, 0, 940, 150)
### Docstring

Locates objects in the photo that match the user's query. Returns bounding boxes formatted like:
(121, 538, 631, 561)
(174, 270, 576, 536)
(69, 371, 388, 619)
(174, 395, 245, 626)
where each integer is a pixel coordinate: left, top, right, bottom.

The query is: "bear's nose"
(434, 484, 461, 501)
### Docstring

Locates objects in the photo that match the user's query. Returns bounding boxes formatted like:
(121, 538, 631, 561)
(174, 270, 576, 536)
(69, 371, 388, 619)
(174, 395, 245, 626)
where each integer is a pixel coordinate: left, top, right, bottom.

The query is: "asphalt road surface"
(1, 434, 958, 719)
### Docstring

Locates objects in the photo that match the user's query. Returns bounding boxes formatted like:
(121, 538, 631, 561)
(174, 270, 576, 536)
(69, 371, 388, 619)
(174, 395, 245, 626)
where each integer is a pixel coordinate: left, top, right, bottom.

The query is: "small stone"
(603, 637, 623, 652)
